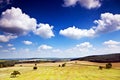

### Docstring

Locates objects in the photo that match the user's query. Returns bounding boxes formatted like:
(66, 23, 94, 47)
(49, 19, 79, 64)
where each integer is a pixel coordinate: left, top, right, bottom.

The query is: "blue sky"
(0, 0, 120, 58)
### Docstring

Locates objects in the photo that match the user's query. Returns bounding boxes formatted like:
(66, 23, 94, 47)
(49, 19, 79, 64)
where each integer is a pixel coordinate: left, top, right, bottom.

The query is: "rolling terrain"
(71, 53, 120, 62)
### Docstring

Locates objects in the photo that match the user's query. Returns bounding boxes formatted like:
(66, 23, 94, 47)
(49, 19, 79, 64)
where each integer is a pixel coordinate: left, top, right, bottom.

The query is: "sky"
(0, 0, 120, 58)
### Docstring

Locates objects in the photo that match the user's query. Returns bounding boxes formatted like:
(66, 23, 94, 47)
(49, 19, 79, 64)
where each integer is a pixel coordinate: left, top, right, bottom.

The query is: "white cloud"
(23, 40, 33, 45)
(0, 7, 54, 40)
(0, 45, 3, 48)
(63, 0, 101, 9)
(74, 42, 93, 52)
(38, 44, 53, 50)
(60, 13, 120, 39)
(0, 7, 37, 35)
(63, 0, 78, 7)
(9, 47, 16, 50)
(0, 34, 17, 42)
(59, 26, 95, 39)
(7, 43, 14, 47)
(79, 0, 101, 9)
(76, 42, 93, 48)
(94, 13, 120, 34)
(52, 49, 62, 53)
(103, 40, 120, 48)
(64, 42, 93, 57)
(34, 23, 54, 38)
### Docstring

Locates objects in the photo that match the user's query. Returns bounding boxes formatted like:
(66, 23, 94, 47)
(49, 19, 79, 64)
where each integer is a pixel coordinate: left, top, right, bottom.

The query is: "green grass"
(0, 64, 120, 80)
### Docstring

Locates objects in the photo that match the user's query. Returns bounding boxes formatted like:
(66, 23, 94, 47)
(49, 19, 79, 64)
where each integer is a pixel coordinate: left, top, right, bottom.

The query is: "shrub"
(58, 64, 61, 67)
(106, 63, 112, 69)
(62, 63, 66, 67)
(33, 66, 37, 70)
(98, 66, 103, 70)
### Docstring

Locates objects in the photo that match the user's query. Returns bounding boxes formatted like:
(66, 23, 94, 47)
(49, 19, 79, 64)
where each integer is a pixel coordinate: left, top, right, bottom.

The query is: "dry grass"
(0, 61, 120, 80)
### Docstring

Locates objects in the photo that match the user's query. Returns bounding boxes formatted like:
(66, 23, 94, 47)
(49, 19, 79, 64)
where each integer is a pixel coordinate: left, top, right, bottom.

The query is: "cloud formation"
(63, 0, 101, 9)
(7, 44, 14, 47)
(60, 13, 120, 39)
(73, 42, 93, 52)
(0, 7, 37, 35)
(103, 40, 120, 48)
(59, 26, 95, 39)
(23, 40, 33, 45)
(34, 23, 54, 38)
(0, 7, 55, 42)
(38, 44, 53, 50)
(0, 34, 17, 42)
(9, 47, 16, 51)
(76, 42, 93, 48)
(94, 13, 120, 34)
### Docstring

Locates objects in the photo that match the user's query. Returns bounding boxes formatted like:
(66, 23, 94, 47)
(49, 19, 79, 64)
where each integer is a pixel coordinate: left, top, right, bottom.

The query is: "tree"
(33, 64, 37, 70)
(10, 71, 21, 78)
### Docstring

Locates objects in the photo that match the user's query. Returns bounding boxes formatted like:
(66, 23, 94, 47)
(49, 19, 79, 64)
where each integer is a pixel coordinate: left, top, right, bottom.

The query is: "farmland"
(0, 61, 120, 80)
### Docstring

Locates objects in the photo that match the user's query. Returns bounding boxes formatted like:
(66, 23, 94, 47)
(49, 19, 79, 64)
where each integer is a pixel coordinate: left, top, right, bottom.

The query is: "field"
(0, 61, 120, 80)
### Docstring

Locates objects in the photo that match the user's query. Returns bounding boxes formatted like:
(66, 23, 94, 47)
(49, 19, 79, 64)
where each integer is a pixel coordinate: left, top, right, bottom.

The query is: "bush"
(106, 63, 112, 69)
(98, 66, 103, 70)
(62, 63, 66, 67)
(33, 66, 37, 70)
(58, 64, 61, 67)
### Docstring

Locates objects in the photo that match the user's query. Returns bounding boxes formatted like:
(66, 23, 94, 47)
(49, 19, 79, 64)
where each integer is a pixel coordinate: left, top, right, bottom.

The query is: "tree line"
(0, 60, 16, 68)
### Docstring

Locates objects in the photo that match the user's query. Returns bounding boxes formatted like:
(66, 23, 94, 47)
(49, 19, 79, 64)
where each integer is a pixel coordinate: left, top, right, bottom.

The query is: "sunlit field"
(0, 61, 120, 80)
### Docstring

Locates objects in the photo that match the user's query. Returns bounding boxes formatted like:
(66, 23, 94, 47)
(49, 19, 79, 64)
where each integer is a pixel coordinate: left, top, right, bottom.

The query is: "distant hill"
(71, 53, 120, 63)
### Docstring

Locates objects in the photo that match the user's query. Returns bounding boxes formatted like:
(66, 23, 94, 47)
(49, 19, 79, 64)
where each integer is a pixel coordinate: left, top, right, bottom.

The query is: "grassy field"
(0, 61, 120, 80)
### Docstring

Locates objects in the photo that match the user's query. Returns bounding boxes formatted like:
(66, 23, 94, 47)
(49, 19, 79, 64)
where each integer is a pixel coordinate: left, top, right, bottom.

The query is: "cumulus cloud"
(38, 44, 53, 50)
(0, 7, 37, 35)
(0, 7, 55, 41)
(94, 13, 120, 34)
(74, 42, 93, 52)
(34, 23, 54, 38)
(60, 13, 120, 39)
(63, 0, 101, 9)
(76, 42, 93, 48)
(23, 40, 33, 45)
(79, 0, 101, 9)
(0, 34, 17, 42)
(64, 42, 93, 57)
(9, 47, 16, 50)
(7, 43, 14, 47)
(59, 26, 95, 39)
(103, 40, 120, 48)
